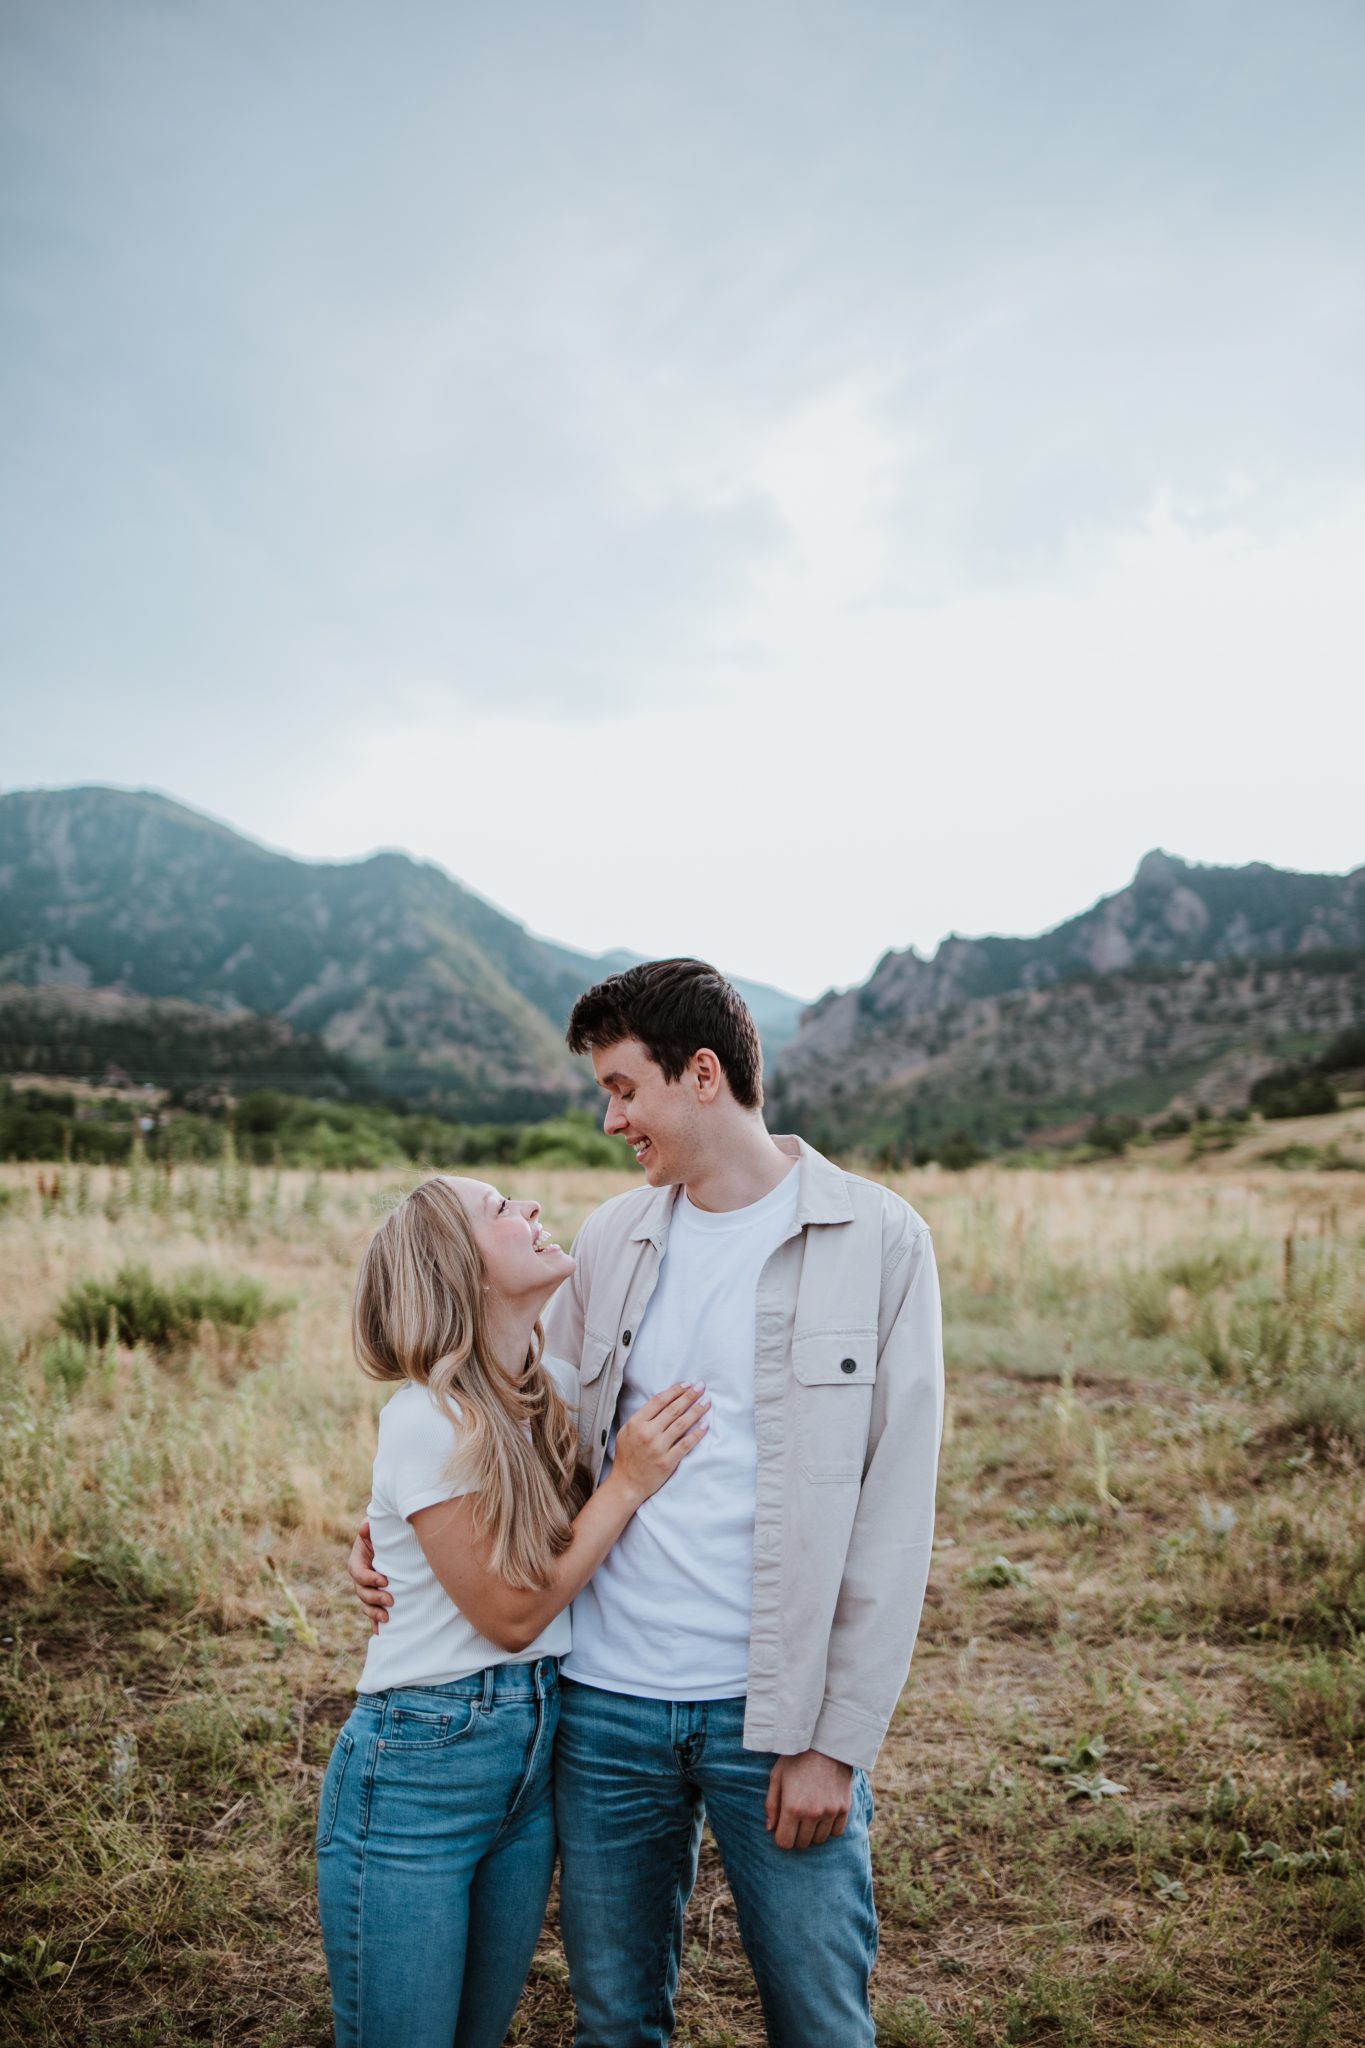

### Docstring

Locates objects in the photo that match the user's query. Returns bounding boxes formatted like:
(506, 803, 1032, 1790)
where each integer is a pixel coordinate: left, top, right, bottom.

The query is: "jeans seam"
(349, 1729, 378, 2035)
(357, 1725, 377, 1842)
(648, 1791, 701, 2039)
(316, 1729, 354, 1851)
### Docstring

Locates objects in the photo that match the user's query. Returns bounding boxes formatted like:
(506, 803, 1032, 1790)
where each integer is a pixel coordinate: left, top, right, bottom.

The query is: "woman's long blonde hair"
(352, 1176, 589, 1591)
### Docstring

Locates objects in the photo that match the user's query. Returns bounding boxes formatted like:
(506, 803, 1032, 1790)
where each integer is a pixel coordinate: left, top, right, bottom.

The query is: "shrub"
(514, 1115, 630, 1169)
(1250, 1066, 1340, 1121)
(55, 1263, 288, 1352)
(1086, 1114, 1140, 1156)
(1121, 1270, 1174, 1339)
(1320, 1026, 1365, 1074)
(937, 1129, 983, 1172)
(1260, 1143, 1324, 1170)
(1286, 1377, 1365, 1453)
(1189, 1303, 1233, 1378)
(40, 1334, 95, 1396)
(964, 1554, 1032, 1588)
(1160, 1244, 1260, 1295)
(1188, 1119, 1240, 1156)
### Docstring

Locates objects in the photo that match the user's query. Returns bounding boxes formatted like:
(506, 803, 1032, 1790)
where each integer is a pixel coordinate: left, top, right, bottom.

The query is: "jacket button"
(600, 1429, 608, 1446)
(622, 1330, 632, 1345)
(840, 1357, 857, 1374)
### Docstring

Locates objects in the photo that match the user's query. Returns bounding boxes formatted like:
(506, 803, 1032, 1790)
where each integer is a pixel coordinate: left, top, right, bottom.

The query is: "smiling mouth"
(532, 1230, 561, 1253)
(631, 1138, 654, 1164)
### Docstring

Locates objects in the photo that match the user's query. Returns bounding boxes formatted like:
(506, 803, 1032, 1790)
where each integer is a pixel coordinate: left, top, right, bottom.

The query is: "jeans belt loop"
(481, 1665, 496, 1713)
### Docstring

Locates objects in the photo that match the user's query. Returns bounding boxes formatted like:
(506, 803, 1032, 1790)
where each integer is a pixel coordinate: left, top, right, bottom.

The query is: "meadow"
(1, 1146, 1362, 2046)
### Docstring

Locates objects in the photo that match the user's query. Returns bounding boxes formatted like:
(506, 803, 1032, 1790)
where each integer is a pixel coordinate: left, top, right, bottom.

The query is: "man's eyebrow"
(598, 1070, 631, 1090)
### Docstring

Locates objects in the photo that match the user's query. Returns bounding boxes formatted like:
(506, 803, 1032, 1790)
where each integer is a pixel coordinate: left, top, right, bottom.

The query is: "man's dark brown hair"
(566, 959, 763, 1110)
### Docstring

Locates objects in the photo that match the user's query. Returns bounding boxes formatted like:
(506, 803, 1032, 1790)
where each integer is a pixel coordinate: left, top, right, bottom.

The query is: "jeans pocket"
(316, 1728, 354, 1850)
(386, 1698, 479, 1748)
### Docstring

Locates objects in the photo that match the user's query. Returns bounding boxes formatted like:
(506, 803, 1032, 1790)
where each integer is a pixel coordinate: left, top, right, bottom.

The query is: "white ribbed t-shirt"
(356, 1356, 577, 1693)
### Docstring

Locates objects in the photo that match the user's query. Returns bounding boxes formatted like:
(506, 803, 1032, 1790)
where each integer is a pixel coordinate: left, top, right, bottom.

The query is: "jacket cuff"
(808, 1698, 888, 1773)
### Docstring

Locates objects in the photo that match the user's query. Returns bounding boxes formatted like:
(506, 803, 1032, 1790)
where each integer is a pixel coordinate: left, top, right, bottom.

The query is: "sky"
(3, 1, 1363, 1001)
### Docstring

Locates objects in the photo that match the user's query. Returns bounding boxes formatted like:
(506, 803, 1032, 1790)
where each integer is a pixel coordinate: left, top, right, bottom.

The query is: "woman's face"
(442, 1177, 575, 1305)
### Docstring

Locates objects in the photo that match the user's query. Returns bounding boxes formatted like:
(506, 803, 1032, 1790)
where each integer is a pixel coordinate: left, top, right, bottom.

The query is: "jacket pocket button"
(622, 1330, 632, 1345)
(601, 1429, 608, 1446)
(840, 1357, 857, 1374)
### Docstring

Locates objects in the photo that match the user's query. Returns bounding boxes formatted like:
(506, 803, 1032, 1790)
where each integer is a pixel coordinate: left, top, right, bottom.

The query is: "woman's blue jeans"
(554, 1679, 878, 2048)
(316, 1657, 559, 2048)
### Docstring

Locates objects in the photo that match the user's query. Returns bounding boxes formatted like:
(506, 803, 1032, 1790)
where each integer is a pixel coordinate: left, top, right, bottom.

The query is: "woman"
(316, 1174, 709, 2048)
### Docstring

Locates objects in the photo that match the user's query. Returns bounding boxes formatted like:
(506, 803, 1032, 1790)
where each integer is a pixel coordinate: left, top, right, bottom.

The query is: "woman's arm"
(409, 1381, 709, 1653)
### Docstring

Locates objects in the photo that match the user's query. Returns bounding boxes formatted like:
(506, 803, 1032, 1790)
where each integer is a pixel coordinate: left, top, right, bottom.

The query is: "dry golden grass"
(1, 1154, 1362, 2045)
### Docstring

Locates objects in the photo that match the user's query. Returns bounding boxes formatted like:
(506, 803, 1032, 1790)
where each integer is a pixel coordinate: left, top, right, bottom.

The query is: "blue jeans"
(555, 1680, 878, 2048)
(316, 1658, 559, 2048)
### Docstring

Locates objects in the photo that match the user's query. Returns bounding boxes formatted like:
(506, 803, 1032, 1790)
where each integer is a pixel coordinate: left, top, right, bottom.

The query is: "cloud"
(2, 0, 1364, 991)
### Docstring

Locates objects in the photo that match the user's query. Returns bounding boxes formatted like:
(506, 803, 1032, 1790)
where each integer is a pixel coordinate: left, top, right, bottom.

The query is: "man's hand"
(348, 1519, 392, 1633)
(765, 1749, 855, 1851)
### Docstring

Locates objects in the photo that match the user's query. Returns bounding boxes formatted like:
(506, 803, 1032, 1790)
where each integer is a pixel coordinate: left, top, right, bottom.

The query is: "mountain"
(542, 941, 806, 1056)
(0, 786, 805, 1114)
(771, 852, 1365, 1153)
(10, 793, 1351, 1147)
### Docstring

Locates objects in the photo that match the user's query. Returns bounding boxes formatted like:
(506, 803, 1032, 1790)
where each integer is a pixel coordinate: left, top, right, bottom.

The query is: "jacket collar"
(627, 1133, 852, 1250)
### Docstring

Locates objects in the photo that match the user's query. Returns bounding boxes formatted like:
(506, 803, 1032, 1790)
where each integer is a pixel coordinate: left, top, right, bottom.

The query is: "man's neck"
(682, 1123, 795, 1214)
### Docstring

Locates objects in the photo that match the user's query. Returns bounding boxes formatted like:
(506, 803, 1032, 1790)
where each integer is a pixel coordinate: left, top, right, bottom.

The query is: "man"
(352, 960, 944, 2047)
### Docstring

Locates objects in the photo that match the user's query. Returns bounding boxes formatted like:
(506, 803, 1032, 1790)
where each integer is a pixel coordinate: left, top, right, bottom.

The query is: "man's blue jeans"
(555, 1678, 878, 2048)
(316, 1658, 558, 2048)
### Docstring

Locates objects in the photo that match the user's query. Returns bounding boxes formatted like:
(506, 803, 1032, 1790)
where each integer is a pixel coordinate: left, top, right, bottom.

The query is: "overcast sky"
(3, 1, 1363, 999)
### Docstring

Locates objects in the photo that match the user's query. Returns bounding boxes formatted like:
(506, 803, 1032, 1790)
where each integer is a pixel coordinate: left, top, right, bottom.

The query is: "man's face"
(592, 1037, 702, 1187)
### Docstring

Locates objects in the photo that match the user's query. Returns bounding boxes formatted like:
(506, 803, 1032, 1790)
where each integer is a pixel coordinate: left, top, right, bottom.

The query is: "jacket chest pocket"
(579, 1332, 619, 1462)
(791, 1332, 877, 1482)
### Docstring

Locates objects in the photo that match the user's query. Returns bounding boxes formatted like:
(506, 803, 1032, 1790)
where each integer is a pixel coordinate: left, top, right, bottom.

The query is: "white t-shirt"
(356, 1356, 577, 1693)
(563, 1164, 800, 1700)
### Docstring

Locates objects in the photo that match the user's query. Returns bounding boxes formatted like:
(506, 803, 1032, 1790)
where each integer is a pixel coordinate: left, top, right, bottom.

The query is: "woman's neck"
(481, 1294, 546, 1381)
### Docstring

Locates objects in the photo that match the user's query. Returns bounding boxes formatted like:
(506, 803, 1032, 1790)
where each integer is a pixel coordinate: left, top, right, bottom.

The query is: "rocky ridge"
(772, 852, 1365, 1151)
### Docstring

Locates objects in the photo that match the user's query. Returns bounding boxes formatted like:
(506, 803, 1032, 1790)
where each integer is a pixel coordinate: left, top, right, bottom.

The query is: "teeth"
(533, 1230, 559, 1253)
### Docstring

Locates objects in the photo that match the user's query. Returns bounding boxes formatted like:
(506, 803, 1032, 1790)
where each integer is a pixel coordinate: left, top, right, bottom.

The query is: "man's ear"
(691, 1048, 724, 1104)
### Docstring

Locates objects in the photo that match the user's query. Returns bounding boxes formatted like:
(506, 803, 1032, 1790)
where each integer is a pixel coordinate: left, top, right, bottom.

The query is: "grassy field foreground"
(1, 1155, 1362, 2046)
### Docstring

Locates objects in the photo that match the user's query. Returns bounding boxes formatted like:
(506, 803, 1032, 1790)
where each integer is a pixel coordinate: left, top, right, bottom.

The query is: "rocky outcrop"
(773, 853, 1365, 1150)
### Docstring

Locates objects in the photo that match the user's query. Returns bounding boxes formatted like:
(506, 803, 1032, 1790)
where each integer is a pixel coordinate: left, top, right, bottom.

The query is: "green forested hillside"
(0, 788, 805, 1113)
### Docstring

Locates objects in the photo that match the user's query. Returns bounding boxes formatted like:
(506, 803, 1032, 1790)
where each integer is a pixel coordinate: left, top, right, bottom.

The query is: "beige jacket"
(543, 1134, 944, 1771)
